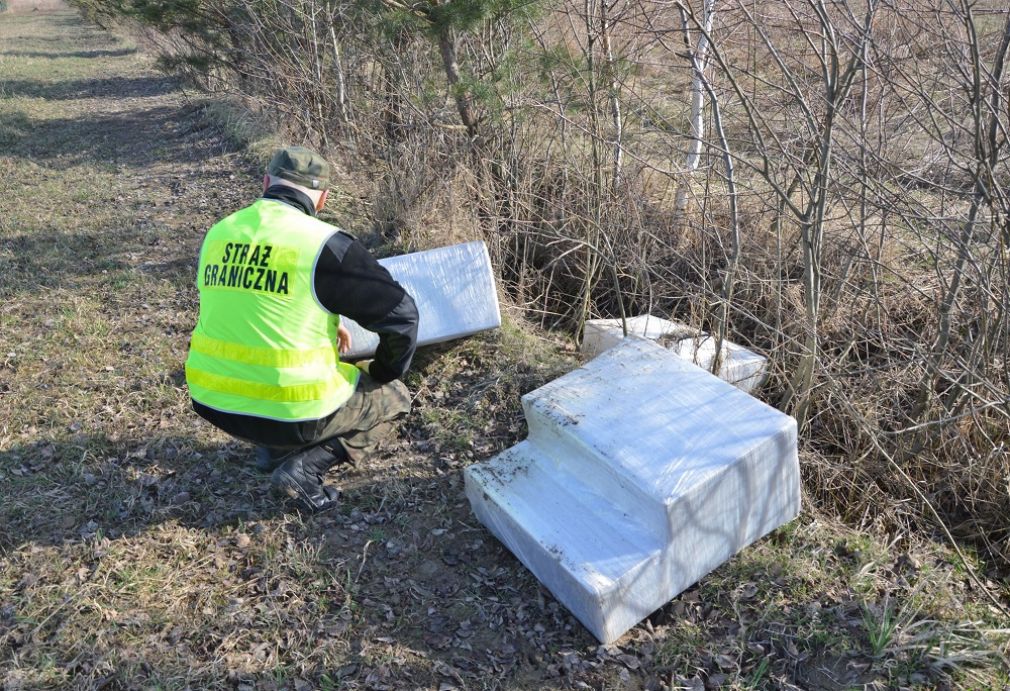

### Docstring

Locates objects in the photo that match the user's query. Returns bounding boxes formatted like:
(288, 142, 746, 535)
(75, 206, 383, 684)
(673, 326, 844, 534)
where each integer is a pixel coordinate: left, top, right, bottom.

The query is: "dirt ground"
(1, 7, 1008, 690)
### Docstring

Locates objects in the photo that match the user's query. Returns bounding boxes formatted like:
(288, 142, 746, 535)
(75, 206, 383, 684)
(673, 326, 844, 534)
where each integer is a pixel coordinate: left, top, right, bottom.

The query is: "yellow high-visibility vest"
(185, 199, 360, 421)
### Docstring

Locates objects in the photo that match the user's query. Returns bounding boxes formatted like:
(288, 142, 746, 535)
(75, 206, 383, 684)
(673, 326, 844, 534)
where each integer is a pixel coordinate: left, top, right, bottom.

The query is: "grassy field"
(1, 7, 1009, 690)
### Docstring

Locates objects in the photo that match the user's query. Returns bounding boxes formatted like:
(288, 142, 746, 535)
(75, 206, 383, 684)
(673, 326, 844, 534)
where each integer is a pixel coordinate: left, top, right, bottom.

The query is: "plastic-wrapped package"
(341, 241, 501, 359)
(581, 315, 768, 393)
(465, 339, 799, 643)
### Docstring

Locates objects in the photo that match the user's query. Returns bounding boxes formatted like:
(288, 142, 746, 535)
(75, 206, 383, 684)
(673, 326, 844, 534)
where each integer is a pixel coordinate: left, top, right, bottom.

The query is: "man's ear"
(263, 175, 271, 193)
(317, 189, 329, 211)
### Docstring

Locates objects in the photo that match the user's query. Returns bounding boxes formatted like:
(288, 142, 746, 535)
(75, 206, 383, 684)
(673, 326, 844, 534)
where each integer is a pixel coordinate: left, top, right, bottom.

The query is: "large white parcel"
(465, 338, 800, 643)
(341, 241, 501, 359)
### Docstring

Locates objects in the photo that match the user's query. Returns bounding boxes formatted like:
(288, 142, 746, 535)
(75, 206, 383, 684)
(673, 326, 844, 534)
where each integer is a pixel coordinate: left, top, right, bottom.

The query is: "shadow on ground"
(0, 433, 286, 550)
(0, 75, 175, 100)
(0, 426, 589, 688)
(0, 230, 130, 298)
(0, 103, 224, 168)
(0, 48, 138, 59)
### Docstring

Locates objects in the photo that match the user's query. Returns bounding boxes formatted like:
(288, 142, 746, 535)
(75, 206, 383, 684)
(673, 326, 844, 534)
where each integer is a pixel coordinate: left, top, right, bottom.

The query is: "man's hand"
(355, 359, 372, 375)
(337, 323, 352, 355)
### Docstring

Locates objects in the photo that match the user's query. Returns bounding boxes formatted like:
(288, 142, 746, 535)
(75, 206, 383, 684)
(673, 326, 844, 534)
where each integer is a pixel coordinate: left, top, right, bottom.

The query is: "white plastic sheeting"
(465, 339, 800, 643)
(341, 241, 501, 360)
(581, 315, 768, 393)
(582, 315, 695, 357)
(669, 333, 768, 393)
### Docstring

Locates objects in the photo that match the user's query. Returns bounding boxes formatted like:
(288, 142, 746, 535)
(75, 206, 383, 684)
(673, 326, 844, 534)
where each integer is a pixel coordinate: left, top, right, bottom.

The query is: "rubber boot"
(270, 444, 347, 513)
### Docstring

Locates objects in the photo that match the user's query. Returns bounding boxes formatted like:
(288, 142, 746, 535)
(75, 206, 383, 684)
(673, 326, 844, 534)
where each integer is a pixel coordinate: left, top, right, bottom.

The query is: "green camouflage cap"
(267, 146, 331, 190)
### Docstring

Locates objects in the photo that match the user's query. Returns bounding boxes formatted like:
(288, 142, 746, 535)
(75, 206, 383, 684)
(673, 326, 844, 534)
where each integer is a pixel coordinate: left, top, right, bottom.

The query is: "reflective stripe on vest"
(189, 332, 337, 369)
(185, 366, 343, 403)
(185, 199, 360, 421)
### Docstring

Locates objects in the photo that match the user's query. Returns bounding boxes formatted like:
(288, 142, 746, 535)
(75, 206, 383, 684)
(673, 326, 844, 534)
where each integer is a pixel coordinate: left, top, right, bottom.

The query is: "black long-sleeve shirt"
(192, 185, 418, 447)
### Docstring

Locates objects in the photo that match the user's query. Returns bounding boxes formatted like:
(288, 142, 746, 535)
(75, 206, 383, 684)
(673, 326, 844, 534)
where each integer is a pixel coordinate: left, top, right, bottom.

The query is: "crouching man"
(185, 146, 417, 512)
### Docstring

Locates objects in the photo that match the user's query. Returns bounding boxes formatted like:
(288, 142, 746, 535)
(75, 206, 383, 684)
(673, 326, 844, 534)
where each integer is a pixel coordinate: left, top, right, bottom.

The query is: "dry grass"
(2, 9, 1009, 690)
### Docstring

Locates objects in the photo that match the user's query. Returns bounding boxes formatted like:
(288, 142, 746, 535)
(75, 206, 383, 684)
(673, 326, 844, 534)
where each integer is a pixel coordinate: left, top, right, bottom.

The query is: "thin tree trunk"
(676, 2, 736, 375)
(438, 26, 479, 142)
(329, 23, 349, 123)
(600, 0, 623, 193)
(673, 0, 715, 218)
(910, 10, 1010, 422)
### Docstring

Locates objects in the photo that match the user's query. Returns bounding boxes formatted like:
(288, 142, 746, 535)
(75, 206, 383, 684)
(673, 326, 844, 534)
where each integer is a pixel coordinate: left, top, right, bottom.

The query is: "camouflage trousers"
(310, 373, 412, 463)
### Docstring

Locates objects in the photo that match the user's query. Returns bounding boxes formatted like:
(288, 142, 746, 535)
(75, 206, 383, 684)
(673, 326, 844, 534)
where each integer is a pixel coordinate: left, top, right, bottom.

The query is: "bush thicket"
(72, 0, 1010, 566)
